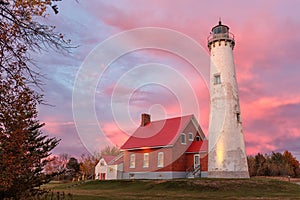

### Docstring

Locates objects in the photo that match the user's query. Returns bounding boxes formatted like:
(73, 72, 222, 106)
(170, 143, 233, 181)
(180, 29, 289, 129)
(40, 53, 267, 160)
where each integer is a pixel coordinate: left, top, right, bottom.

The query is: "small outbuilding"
(95, 154, 124, 180)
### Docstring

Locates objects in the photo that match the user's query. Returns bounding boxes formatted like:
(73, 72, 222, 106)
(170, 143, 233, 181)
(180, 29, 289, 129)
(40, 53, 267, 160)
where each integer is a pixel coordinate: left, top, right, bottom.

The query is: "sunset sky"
(36, 0, 300, 160)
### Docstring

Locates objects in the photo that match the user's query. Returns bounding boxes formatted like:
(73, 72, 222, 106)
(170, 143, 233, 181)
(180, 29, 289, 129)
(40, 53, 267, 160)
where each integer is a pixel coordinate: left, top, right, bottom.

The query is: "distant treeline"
(247, 151, 300, 177)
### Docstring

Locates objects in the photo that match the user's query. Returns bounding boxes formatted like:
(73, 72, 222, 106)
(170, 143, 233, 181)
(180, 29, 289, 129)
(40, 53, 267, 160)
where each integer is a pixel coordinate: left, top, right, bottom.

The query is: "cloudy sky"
(36, 0, 300, 159)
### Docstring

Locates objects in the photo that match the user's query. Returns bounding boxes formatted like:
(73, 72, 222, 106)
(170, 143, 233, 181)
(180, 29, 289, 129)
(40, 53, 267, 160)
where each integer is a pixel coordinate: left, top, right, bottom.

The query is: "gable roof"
(108, 153, 124, 165)
(101, 155, 116, 164)
(186, 140, 208, 153)
(121, 115, 205, 150)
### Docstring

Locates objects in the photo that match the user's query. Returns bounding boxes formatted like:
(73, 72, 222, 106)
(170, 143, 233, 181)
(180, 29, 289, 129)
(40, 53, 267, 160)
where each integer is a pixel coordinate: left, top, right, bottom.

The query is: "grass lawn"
(44, 177, 300, 199)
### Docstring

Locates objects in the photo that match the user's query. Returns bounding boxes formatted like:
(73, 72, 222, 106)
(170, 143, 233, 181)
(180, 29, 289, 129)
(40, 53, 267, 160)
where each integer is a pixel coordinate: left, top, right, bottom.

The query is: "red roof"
(101, 155, 116, 164)
(121, 115, 194, 150)
(109, 153, 124, 165)
(186, 140, 208, 153)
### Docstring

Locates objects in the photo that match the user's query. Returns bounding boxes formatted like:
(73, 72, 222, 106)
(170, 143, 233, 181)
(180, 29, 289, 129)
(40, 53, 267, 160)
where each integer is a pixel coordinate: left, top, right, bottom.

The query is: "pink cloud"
(40, 1, 300, 160)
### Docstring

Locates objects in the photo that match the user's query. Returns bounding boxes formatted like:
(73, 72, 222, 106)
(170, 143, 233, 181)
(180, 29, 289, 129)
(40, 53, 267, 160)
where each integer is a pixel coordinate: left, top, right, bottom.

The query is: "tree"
(0, 78, 60, 199)
(247, 155, 256, 177)
(0, 1, 71, 198)
(66, 157, 80, 179)
(44, 153, 70, 181)
(247, 151, 300, 177)
(255, 153, 268, 176)
(0, 0, 70, 86)
(80, 153, 97, 180)
(283, 150, 300, 177)
(100, 145, 121, 157)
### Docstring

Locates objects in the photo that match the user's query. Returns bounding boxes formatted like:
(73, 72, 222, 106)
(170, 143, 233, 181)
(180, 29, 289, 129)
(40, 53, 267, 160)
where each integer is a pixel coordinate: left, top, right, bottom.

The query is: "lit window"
(143, 153, 149, 168)
(188, 132, 193, 141)
(130, 154, 135, 168)
(181, 133, 186, 144)
(214, 74, 221, 84)
(158, 152, 164, 167)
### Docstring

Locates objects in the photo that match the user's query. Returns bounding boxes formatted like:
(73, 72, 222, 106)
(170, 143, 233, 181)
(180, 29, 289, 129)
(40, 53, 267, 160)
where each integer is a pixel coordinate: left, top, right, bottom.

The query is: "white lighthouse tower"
(207, 20, 249, 178)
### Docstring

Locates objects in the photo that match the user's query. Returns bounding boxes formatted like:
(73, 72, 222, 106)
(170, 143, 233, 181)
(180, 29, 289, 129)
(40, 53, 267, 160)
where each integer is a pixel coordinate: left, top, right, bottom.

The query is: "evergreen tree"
(0, 77, 60, 199)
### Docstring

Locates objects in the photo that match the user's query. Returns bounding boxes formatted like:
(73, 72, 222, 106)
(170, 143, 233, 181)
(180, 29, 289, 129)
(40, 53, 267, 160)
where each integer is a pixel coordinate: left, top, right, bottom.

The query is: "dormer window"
(188, 132, 193, 141)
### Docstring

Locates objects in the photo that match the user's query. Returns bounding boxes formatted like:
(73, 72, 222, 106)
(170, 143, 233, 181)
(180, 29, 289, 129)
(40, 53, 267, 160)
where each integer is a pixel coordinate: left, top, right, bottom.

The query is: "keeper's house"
(121, 114, 208, 179)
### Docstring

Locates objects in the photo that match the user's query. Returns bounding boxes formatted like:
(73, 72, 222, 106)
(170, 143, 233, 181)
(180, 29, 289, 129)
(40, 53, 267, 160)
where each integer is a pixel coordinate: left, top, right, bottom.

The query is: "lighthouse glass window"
(214, 74, 221, 84)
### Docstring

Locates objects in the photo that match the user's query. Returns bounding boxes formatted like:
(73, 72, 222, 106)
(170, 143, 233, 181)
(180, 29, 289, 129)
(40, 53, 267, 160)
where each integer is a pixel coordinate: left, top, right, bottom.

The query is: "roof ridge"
(149, 114, 193, 123)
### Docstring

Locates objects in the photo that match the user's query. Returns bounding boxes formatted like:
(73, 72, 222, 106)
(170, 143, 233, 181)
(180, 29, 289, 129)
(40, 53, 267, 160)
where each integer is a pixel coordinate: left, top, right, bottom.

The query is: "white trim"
(122, 145, 173, 151)
(190, 115, 206, 140)
(186, 150, 207, 154)
(123, 171, 187, 179)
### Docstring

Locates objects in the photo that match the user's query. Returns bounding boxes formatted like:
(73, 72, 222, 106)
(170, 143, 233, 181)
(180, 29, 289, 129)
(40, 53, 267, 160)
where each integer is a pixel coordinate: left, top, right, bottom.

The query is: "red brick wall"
(123, 119, 205, 173)
(200, 153, 208, 171)
(185, 154, 195, 170)
(123, 147, 173, 173)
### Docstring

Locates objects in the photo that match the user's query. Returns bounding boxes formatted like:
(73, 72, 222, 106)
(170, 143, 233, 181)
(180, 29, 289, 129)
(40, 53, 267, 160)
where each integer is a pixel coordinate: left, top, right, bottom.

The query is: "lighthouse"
(207, 21, 249, 178)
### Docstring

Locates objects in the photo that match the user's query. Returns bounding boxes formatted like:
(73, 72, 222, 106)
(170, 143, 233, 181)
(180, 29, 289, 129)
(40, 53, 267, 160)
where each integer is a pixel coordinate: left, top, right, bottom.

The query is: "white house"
(95, 154, 124, 180)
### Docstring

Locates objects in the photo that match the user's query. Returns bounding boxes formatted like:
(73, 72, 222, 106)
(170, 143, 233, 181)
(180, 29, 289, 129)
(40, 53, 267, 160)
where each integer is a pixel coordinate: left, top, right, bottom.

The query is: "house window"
(158, 152, 164, 167)
(181, 133, 186, 144)
(130, 154, 135, 168)
(196, 136, 200, 141)
(188, 132, 193, 141)
(109, 166, 113, 172)
(100, 161, 104, 166)
(143, 153, 149, 168)
(214, 74, 221, 84)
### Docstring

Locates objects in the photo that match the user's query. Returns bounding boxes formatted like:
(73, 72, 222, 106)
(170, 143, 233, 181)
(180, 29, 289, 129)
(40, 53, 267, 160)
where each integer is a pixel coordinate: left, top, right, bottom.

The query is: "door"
(194, 154, 200, 169)
(100, 173, 106, 180)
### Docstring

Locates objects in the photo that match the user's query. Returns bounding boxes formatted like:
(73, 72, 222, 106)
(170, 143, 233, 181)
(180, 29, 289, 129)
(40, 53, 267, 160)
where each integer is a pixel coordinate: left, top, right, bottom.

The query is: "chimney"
(141, 113, 151, 127)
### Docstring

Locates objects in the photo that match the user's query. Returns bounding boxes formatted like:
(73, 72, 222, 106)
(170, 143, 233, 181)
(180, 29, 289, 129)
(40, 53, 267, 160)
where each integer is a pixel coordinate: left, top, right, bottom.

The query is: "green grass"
(44, 178, 300, 199)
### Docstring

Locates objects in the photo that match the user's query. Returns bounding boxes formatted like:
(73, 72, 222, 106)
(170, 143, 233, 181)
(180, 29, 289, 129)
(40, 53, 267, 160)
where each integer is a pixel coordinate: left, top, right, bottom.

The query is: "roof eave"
(121, 144, 173, 151)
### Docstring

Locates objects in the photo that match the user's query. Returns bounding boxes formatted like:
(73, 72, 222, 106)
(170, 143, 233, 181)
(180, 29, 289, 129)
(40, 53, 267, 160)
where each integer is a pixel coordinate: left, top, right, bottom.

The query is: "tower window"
(237, 113, 241, 123)
(214, 74, 221, 84)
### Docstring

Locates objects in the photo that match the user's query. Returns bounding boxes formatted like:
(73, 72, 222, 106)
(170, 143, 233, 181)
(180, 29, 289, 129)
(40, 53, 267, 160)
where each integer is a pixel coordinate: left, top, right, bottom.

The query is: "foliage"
(0, 77, 60, 199)
(66, 157, 80, 179)
(0, 0, 70, 86)
(247, 151, 300, 177)
(44, 153, 70, 181)
(100, 145, 121, 157)
(80, 153, 97, 180)
(0, 0, 70, 198)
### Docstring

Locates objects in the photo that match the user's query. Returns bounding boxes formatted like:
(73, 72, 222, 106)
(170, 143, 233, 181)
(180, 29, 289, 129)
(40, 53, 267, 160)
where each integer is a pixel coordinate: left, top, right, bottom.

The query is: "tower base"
(207, 171, 249, 179)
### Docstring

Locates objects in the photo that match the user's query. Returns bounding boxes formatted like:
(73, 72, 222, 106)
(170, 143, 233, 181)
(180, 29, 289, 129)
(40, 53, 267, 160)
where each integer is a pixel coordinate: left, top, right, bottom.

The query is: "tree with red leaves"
(0, 0, 71, 198)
